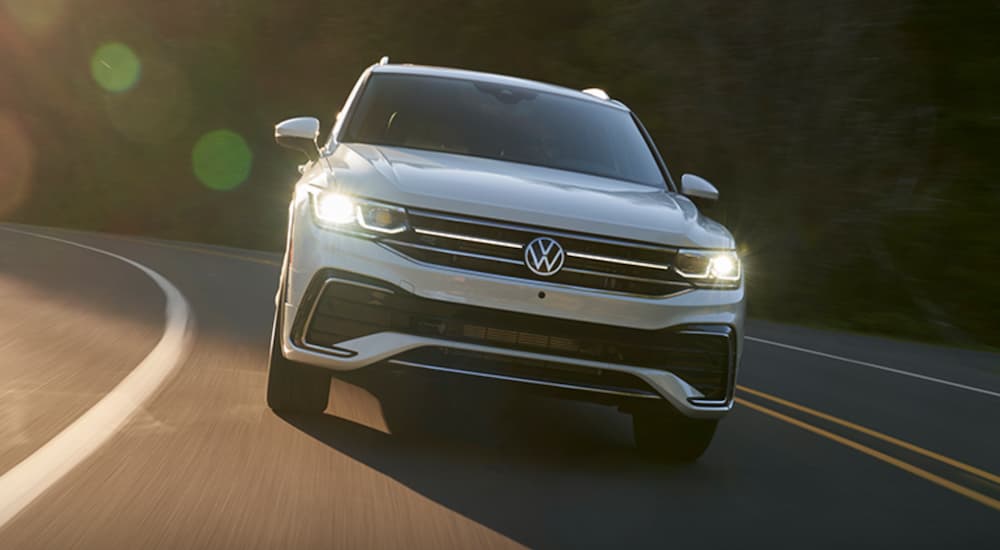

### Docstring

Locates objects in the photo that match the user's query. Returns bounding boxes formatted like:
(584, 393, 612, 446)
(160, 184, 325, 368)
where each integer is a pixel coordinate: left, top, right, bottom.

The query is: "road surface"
(0, 225, 997, 549)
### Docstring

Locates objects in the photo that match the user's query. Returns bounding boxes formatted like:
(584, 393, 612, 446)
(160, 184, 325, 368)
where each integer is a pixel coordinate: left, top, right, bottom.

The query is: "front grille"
(298, 271, 734, 401)
(379, 209, 693, 297)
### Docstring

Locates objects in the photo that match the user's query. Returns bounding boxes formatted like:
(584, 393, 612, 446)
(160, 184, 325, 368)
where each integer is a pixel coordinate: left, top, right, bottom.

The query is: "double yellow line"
(737, 385, 1000, 512)
(114, 235, 1000, 512)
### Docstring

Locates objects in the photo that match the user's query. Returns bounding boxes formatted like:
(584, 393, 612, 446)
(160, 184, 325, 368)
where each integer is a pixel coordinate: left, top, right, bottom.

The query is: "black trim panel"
(296, 270, 734, 401)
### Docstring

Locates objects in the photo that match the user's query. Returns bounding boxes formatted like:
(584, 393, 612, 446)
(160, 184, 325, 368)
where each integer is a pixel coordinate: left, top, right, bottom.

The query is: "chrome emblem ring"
(524, 237, 565, 276)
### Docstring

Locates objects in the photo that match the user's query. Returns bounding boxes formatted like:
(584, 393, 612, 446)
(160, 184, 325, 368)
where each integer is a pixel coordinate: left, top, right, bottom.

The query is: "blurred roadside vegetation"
(1, 1, 997, 348)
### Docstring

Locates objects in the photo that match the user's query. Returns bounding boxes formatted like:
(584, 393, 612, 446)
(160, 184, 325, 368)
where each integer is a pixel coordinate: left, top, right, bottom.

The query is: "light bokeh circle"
(191, 130, 253, 190)
(91, 42, 141, 93)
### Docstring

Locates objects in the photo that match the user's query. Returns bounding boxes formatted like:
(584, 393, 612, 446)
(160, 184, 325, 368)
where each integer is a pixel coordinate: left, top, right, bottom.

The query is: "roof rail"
(378, 56, 390, 66)
(581, 88, 610, 100)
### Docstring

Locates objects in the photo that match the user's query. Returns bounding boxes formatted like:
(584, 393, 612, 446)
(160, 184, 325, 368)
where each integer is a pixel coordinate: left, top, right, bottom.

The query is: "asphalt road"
(0, 224, 997, 549)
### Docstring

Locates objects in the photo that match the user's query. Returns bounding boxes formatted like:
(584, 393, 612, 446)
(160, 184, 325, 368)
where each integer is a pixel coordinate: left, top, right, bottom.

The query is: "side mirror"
(680, 173, 719, 202)
(275, 117, 320, 161)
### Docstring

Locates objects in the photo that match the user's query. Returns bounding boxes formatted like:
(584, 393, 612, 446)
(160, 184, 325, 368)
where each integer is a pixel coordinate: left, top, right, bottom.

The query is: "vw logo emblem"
(524, 237, 565, 276)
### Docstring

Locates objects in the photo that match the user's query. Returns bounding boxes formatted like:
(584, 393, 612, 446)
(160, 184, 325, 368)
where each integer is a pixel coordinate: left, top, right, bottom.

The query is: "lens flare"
(104, 56, 191, 143)
(91, 43, 141, 93)
(3, 0, 68, 35)
(191, 130, 252, 190)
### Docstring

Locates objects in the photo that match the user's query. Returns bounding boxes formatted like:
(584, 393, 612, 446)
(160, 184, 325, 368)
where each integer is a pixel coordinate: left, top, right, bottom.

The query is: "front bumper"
(281, 203, 745, 419)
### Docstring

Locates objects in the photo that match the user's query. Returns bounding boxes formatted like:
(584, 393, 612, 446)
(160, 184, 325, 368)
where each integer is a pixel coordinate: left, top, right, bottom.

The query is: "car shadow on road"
(276, 368, 726, 548)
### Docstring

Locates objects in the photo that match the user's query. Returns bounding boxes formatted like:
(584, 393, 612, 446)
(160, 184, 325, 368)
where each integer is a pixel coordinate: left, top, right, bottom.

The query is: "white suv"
(267, 58, 745, 461)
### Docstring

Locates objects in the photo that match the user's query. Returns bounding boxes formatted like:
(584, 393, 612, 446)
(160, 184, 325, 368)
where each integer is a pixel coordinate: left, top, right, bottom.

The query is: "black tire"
(632, 407, 718, 463)
(265, 306, 330, 413)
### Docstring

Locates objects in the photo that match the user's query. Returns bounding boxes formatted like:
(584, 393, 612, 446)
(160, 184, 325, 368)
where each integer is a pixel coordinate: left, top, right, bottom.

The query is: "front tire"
(632, 407, 718, 463)
(265, 305, 330, 413)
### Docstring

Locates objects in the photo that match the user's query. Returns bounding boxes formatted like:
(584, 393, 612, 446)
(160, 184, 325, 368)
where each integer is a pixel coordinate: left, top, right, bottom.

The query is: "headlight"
(356, 202, 408, 234)
(314, 193, 356, 225)
(674, 249, 741, 287)
(312, 192, 408, 235)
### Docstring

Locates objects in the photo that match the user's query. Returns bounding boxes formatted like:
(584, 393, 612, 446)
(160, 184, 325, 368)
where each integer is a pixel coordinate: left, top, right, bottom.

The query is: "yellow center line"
(736, 397, 1000, 513)
(117, 236, 281, 266)
(737, 385, 1000, 486)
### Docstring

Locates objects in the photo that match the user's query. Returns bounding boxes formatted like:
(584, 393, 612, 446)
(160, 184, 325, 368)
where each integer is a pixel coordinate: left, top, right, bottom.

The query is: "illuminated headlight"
(313, 192, 408, 235)
(674, 249, 741, 287)
(314, 193, 356, 225)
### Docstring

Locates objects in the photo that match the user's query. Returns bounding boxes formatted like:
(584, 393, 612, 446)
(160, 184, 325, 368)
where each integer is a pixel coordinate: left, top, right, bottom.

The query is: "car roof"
(370, 63, 630, 112)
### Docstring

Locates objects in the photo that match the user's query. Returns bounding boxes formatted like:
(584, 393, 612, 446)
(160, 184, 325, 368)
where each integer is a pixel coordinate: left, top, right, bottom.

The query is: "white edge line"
(746, 336, 1000, 399)
(0, 227, 193, 528)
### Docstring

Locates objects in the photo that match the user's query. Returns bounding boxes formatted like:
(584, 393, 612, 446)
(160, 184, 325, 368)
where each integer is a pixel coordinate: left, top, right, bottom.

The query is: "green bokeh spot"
(192, 130, 252, 190)
(90, 42, 141, 93)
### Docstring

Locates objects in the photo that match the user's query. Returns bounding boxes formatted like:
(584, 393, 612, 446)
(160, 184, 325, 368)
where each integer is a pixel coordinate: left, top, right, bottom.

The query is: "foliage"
(2, 0, 997, 346)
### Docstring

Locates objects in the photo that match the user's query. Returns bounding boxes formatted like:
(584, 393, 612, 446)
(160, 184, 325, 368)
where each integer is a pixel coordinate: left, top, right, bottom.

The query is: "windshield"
(341, 73, 667, 187)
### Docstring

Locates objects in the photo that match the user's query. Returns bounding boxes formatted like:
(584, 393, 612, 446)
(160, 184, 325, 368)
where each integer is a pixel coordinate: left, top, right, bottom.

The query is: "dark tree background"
(1, 0, 998, 347)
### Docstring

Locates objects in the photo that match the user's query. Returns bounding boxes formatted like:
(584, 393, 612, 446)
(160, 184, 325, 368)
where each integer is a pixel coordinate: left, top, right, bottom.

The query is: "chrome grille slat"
(381, 239, 524, 265)
(565, 251, 670, 271)
(408, 209, 676, 252)
(384, 210, 693, 297)
(560, 267, 690, 286)
(413, 228, 523, 249)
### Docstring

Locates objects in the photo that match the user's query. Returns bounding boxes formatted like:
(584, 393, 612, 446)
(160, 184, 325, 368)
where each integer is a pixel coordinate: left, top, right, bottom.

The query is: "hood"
(320, 144, 734, 249)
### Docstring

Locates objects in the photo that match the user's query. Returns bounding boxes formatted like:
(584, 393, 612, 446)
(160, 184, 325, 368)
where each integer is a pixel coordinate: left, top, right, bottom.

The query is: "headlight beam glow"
(315, 193, 356, 225)
(313, 192, 409, 234)
(674, 249, 741, 286)
(709, 255, 739, 280)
